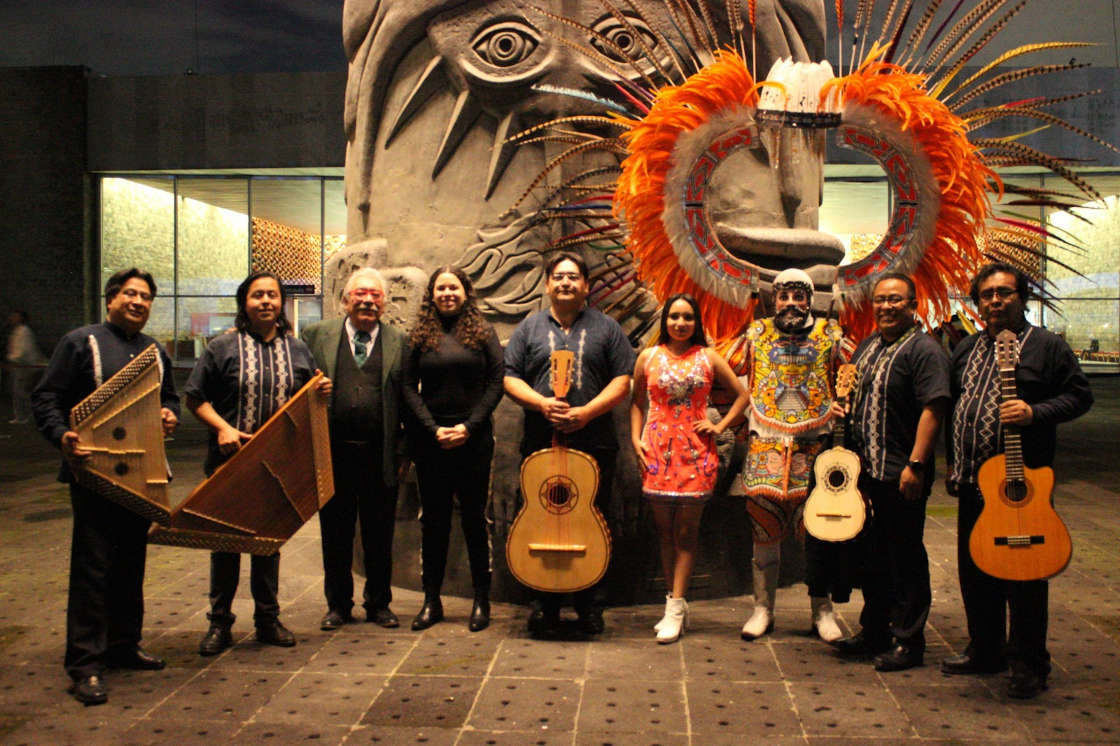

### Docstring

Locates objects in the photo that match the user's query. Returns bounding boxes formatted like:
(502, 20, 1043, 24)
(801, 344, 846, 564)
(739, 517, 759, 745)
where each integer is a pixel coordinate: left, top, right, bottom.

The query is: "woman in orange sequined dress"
(631, 294, 748, 643)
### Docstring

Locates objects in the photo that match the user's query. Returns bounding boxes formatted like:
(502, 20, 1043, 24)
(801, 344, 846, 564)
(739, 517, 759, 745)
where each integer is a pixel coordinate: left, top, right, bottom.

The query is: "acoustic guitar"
(506, 350, 612, 592)
(804, 363, 866, 541)
(969, 329, 1072, 581)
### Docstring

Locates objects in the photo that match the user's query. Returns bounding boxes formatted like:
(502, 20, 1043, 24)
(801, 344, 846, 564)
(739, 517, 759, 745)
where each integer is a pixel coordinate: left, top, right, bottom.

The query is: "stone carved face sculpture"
(343, 0, 831, 333)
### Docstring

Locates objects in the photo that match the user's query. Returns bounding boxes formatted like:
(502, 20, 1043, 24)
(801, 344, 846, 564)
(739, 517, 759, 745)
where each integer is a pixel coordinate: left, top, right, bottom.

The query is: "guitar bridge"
(527, 543, 587, 553)
(994, 535, 1045, 547)
(812, 513, 852, 519)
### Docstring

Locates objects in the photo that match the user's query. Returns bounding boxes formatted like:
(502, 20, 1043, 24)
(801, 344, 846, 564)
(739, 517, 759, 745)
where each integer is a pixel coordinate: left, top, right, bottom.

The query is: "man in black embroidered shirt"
(32, 268, 179, 706)
(940, 262, 1092, 699)
(832, 272, 950, 672)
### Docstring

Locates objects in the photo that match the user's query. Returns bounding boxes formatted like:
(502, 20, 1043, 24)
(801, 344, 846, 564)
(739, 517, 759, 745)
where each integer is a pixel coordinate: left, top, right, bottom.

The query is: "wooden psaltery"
(69, 344, 172, 525)
(148, 372, 334, 555)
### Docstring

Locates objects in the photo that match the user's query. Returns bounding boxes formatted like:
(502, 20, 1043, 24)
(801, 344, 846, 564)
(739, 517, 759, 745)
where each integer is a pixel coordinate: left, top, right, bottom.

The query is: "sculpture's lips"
(715, 225, 846, 272)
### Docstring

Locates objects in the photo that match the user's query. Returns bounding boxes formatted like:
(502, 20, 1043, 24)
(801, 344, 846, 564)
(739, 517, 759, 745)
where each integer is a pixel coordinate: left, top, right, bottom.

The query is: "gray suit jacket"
(301, 318, 407, 486)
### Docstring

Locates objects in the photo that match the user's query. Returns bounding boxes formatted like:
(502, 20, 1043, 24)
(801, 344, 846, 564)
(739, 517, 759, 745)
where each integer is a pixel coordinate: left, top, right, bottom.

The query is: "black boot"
(469, 595, 491, 632)
(411, 594, 444, 631)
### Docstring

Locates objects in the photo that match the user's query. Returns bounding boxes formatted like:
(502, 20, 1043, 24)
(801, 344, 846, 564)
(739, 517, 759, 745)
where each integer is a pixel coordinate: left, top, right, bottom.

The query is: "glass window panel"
(287, 296, 323, 339)
(100, 176, 174, 296)
(821, 177, 891, 264)
(177, 178, 249, 297)
(174, 297, 239, 363)
(250, 178, 323, 293)
(324, 178, 346, 262)
(1042, 175, 1120, 299)
(1044, 297, 1120, 374)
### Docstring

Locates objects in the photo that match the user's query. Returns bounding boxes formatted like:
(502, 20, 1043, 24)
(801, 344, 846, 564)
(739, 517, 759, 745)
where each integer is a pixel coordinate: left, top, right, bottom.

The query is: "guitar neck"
(999, 366, 1025, 480)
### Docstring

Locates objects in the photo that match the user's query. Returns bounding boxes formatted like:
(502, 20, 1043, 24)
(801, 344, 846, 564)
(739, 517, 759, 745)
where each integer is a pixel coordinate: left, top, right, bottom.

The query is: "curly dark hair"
(409, 266, 491, 352)
(969, 262, 1033, 305)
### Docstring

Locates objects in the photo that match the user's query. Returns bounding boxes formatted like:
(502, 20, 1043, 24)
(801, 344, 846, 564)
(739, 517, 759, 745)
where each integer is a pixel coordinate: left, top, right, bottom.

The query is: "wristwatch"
(907, 459, 925, 473)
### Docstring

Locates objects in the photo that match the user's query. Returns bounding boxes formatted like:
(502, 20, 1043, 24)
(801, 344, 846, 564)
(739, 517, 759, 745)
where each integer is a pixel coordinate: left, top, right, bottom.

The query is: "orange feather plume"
(614, 50, 760, 345)
(824, 52, 997, 339)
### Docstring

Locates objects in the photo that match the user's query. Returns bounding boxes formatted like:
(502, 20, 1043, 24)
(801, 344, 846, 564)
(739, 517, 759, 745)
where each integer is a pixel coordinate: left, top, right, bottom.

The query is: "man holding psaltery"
(32, 268, 179, 706)
(503, 252, 635, 636)
(940, 262, 1092, 699)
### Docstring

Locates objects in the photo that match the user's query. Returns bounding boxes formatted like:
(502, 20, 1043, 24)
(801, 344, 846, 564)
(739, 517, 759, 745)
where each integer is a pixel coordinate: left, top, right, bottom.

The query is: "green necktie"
(353, 330, 371, 366)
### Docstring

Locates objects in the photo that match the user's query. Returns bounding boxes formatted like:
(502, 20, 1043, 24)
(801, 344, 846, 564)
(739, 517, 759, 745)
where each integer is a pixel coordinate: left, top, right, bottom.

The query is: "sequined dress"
(640, 345, 717, 502)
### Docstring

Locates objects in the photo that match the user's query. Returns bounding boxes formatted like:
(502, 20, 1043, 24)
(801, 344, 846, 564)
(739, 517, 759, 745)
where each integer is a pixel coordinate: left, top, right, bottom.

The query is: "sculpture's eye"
(472, 21, 540, 67)
(590, 16, 659, 62)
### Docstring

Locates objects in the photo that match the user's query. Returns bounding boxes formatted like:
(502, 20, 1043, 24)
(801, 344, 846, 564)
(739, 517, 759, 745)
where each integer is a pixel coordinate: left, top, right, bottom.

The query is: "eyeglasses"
(978, 286, 1017, 301)
(350, 288, 384, 300)
(872, 295, 912, 307)
(119, 288, 154, 302)
(550, 272, 583, 282)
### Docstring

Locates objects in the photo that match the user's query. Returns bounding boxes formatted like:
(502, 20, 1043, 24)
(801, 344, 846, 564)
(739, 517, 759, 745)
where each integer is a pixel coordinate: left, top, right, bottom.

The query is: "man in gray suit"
(302, 267, 407, 630)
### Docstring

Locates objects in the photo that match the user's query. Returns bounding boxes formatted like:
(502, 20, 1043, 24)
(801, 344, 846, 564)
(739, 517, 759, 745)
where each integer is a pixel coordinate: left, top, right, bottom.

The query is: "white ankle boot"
(740, 605, 773, 640)
(811, 596, 842, 642)
(654, 595, 671, 632)
(656, 596, 688, 643)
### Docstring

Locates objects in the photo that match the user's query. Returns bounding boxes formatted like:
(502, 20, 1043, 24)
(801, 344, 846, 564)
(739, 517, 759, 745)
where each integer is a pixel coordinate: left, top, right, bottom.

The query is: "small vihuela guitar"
(969, 329, 1072, 581)
(804, 363, 866, 542)
(505, 350, 612, 592)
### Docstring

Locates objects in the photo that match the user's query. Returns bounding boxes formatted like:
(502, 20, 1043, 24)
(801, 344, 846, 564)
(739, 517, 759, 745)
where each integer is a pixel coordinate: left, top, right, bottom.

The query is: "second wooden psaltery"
(148, 372, 334, 555)
(69, 344, 172, 525)
(506, 350, 612, 592)
(804, 363, 866, 542)
(969, 330, 1072, 581)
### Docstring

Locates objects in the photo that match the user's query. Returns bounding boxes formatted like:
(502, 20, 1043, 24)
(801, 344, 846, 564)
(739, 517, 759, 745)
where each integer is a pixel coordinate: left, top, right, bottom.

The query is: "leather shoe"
(833, 630, 891, 657)
(577, 607, 605, 635)
(199, 624, 233, 656)
(320, 609, 352, 631)
(873, 644, 923, 672)
(411, 597, 444, 631)
(368, 607, 400, 628)
(108, 646, 166, 670)
(469, 599, 491, 632)
(940, 653, 1007, 675)
(527, 607, 560, 636)
(1007, 667, 1048, 699)
(69, 675, 108, 706)
(256, 620, 296, 647)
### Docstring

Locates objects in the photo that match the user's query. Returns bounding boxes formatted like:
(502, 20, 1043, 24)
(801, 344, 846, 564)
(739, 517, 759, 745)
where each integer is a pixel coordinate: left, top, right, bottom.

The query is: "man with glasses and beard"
(940, 262, 1092, 699)
(735, 268, 847, 643)
(833, 272, 950, 672)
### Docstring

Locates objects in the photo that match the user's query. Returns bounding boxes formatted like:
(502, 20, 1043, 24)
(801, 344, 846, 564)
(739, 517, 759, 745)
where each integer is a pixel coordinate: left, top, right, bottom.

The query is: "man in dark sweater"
(32, 268, 179, 706)
(941, 262, 1092, 699)
(302, 267, 408, 630)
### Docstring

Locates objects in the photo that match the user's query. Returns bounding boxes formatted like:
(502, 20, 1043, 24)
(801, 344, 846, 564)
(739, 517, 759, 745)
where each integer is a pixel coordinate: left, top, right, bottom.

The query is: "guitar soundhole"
(1005, 479, 1028, 503)
(827, 468, 847, 489)
(112, 426, 127, 441)
(540, 476, 578, 515)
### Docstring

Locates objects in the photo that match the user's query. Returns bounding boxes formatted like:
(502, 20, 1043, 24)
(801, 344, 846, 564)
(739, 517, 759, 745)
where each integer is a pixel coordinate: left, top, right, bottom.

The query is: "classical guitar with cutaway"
(969, 329, 1071, 581)
(506, 350, 612, 592)
(804, 363, 866, 542)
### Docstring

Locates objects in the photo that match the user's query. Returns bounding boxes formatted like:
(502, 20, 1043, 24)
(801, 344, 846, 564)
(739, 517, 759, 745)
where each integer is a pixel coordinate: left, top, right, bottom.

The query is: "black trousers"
(858, 476, 931, 651)
(66, 483, 150, 681)
(209, 552, 280, 626)
(414, 432, 494, 596)
(522, 447, 617, 614)
(957, 483, 1050, 676)
(320, 439, 397, 613)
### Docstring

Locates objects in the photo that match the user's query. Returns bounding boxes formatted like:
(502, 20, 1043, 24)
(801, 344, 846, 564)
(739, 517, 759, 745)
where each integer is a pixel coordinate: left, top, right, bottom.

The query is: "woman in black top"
(403, 266, 504, 631)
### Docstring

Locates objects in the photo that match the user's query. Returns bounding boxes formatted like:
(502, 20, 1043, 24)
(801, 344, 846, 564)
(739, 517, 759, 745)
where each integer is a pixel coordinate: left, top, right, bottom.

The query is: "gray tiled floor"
(1, 379, 1119, 745)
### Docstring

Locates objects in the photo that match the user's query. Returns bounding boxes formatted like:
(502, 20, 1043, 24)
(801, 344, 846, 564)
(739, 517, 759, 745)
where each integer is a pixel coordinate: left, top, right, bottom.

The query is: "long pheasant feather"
(924, 0, 1007, 76)
(898, 0, 943, 67)
(592, 0, 675, 84)
(975, 139, 1103, 201)
(951, 42, 1094, 97)
(929, 1, 1025, 97)
(529, 6, 660, 92)
(951, 63, 1092, 110)
(965, 107, 1119, 154)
